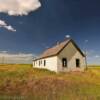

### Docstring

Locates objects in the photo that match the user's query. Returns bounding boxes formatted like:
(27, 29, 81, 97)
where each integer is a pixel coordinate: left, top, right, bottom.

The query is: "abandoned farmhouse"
(33, 39, 86, 72)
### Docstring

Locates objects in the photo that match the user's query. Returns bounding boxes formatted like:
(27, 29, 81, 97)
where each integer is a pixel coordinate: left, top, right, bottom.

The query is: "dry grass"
(0, 64, 100, 100)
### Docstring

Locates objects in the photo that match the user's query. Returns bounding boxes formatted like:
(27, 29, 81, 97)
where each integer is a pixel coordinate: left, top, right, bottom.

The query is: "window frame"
(62, 58, 67, 67)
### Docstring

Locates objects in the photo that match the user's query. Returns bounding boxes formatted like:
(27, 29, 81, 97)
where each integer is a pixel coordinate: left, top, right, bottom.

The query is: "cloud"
(95, 55, 100, 58)
(0, 20, 16, 32)
(0, 0, 41, 31)
(0, 20, 6, 26)
(4, 25, 16, 32)
(0, 0, 41, 16)
(0, 51, 35, 64)
(65, 35, 71, 38)
(85, 40, 89, 43)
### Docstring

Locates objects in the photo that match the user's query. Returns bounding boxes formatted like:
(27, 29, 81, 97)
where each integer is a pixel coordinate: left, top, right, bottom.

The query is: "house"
(33, 38, 86, 72)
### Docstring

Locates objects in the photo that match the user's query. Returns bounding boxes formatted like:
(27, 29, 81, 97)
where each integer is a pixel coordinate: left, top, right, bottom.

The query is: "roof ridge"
(48, 38, 71, 48)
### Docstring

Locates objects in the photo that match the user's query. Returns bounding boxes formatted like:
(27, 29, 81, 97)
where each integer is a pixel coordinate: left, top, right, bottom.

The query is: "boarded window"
(62, 58, 67, 67)
(76, 59, 80, 68)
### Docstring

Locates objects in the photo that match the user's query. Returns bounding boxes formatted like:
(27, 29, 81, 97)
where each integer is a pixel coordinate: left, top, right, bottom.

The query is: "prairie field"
(0, 64, 100, 100)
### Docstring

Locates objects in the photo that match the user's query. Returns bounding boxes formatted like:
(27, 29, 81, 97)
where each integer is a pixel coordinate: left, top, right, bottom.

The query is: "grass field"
(0, 64, 100, 100)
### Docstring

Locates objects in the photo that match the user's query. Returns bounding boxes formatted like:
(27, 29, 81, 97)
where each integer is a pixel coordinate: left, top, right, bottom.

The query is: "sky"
(0, 0, 100, 64)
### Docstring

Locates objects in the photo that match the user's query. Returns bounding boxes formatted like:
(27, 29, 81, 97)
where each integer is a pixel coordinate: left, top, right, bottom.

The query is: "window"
(76, 59, 80, 68)
(39, 60, 41, 66)
(44, 60, 46, 66)
(62, 58, 67, 67)
(41, 60, 42, 64)
(34, 61, 35, 66)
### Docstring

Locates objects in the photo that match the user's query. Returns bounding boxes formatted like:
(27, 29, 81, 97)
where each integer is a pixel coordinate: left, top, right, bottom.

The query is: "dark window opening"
(39, 61, 41, 66)
(34, 62, 35, 66)
(41, 60, 42, 64)
(44, 60, 46, 66)
(76, 59, 80, 68)
(62, 58, 67, 67)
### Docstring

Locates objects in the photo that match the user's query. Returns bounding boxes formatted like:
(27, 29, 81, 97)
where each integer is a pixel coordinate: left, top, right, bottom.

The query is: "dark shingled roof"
(34, 39, 85, 60)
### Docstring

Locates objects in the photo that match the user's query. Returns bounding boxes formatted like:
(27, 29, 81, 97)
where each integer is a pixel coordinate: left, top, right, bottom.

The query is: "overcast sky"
(0, 0, 100, 64)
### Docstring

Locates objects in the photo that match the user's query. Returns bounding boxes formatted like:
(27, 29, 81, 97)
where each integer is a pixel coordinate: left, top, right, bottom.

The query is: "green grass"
(0, 64, 100, 100)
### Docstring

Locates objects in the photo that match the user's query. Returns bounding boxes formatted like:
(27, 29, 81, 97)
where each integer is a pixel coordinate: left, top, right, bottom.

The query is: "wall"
(57, 42, 86, 72)
(33, 56, 58, 72)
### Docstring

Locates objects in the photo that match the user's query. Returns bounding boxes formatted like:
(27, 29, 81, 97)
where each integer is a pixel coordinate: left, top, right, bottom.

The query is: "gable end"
(57, 39, 85, 57)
